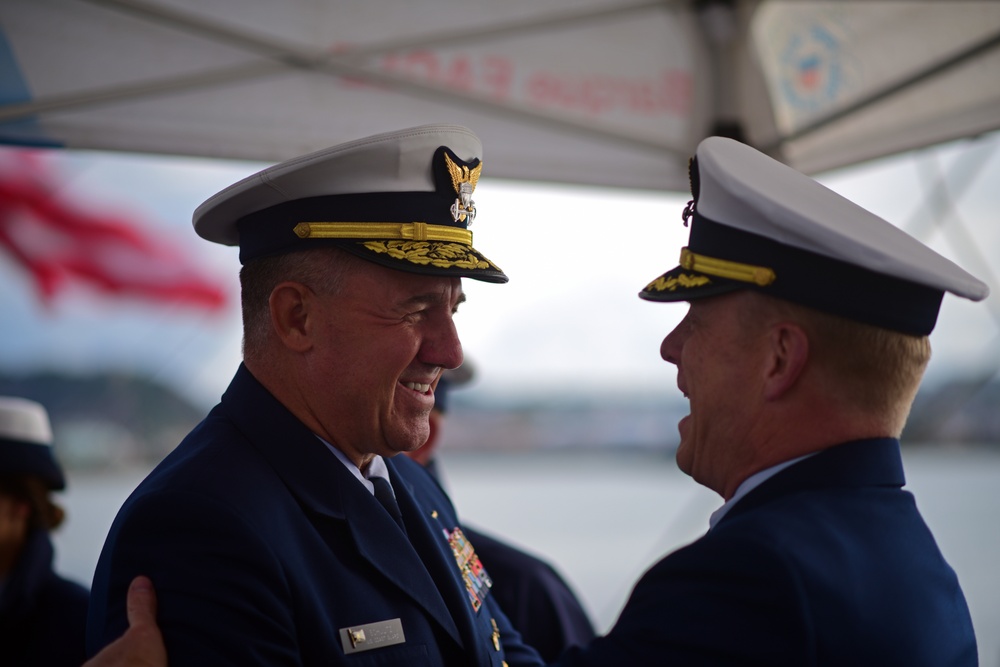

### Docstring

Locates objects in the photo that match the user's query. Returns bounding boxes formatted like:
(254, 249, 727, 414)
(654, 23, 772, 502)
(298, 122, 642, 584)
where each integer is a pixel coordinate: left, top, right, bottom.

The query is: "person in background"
(408, 365, 597, 662)
(0, 395, 89, 667)
(86, 124, 542, 666)
(552, 136, 983, 666)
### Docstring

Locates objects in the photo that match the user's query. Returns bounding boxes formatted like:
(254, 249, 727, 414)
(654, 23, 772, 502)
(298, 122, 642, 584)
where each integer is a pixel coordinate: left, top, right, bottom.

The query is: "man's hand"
(83, 576, 167, 667)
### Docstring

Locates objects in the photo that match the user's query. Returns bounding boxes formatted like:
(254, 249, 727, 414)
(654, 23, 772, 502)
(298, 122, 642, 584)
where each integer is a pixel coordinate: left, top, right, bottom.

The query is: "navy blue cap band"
(237, 191, 459, 263)
(0, 437, 66, 490)
(645, 213, 944, 336)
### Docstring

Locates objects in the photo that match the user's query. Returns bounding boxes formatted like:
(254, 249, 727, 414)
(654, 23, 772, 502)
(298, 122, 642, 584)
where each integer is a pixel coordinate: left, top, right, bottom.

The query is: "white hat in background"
(0, 396, 65, 490)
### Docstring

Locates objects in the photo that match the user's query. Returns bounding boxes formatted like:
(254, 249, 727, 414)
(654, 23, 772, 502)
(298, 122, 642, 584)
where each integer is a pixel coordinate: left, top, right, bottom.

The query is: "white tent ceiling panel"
(775, 41, 1000, 176)
(750, 2, 1000, 173)
(1, 0, 998, 193)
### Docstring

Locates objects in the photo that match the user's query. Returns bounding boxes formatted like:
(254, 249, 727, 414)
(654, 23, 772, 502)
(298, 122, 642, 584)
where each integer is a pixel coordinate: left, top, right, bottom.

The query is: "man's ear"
(763, 322, 809, 401)
(269, 282, 315, 353)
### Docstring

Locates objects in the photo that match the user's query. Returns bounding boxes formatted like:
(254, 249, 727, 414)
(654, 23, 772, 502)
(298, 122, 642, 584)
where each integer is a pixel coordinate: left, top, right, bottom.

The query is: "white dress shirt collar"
(708, 452, 816, 529)
(318, 437, 392, 496)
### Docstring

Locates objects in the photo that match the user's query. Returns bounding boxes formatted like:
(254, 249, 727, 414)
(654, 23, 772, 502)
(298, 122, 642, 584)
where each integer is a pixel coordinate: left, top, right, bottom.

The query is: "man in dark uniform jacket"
(552, 137, 983, 666)
(86, 125, 543, 666)
(0, 396, 89, 667)
(410, 368, 597, 662)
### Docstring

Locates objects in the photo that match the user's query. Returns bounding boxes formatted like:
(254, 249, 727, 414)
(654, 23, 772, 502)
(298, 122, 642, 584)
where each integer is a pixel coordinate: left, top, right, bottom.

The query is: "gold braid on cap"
(644, 273, 712, 292)
(680, 248, 776, 286)
(362, 240, 499, 271)
(293, 221, 472, 245)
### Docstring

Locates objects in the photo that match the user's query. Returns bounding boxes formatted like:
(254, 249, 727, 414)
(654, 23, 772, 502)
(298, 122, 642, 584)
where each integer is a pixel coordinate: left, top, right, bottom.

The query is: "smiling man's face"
(659, 291, 772, 496)
(300, 259, 465, 466)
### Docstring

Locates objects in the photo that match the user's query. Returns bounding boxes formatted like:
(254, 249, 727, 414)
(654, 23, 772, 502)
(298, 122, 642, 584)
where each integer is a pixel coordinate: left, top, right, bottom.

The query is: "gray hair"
(239, 247, 365, 360)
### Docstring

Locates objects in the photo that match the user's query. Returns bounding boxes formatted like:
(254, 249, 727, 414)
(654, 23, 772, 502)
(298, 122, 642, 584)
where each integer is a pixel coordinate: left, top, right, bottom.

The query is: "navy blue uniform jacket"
(464, 526, 595, 662)
(553, 439, 977, 666)
(87, 364, 543, 667)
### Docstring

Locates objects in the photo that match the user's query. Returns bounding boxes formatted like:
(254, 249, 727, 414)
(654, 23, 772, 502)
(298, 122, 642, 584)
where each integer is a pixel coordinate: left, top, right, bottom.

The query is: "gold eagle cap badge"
(444, 152, 482, 226)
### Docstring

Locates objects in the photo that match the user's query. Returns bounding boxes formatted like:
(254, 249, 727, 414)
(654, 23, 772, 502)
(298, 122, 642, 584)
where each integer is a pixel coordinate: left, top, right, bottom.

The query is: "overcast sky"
(1, 132, 998, 411)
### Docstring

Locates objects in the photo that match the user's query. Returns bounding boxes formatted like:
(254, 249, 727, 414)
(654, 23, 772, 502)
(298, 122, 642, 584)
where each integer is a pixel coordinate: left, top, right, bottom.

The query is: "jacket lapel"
(219, 365, 463, 646)
(389, 458, 487, 666)
(338, 469, 463, 646)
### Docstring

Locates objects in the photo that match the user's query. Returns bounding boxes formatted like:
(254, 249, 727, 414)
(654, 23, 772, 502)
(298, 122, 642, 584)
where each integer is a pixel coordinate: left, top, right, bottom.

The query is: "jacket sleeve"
(548, 531, 809, 667)
(87, 488, 301, 666)
(482, 583, 545, 667)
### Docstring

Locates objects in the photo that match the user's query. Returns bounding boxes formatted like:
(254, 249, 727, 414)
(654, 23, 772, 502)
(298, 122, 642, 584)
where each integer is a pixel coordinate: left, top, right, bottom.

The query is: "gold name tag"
(338, 618, 406, 654)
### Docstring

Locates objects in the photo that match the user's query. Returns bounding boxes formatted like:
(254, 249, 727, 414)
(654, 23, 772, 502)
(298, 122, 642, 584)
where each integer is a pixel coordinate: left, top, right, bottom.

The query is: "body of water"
(52, 445, 1000, 665)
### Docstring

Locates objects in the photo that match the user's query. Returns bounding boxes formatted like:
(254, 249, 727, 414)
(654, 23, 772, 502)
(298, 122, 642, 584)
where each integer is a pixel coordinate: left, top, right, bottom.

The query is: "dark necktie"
(371, 476, 406, 532)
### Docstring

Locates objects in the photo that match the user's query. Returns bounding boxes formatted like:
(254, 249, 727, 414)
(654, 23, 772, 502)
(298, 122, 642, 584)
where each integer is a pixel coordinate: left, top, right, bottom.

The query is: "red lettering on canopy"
(525, 69, 692, 117)
(327, 44, 691, 118)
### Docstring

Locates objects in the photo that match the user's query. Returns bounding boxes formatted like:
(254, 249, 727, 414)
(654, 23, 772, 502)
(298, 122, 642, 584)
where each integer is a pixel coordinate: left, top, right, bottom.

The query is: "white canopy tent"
(2, 0, 999, 192)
